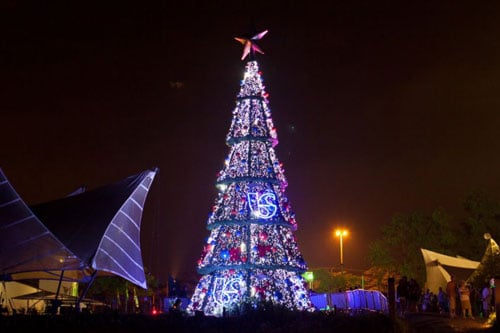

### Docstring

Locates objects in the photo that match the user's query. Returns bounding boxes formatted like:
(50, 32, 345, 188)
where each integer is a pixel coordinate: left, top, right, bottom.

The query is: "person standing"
(397, 276, 409, 316)
(437, 286, 448, 314)
(446, 275, 457, 318)
(408, 278, 420, 312)
(459, 280, 473, 319)
(481, 282, 492, 317)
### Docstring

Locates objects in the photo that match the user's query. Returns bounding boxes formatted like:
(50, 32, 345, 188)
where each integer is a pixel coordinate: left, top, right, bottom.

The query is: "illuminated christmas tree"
(187, 30, 313, 317)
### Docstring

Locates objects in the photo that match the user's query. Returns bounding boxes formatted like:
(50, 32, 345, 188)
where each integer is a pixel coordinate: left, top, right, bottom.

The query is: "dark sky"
(2, 1, 500, 283)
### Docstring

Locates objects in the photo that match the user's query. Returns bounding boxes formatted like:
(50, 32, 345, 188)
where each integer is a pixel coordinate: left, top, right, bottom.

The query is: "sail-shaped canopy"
(0, 167, 157, 289)
(421, 248, 480, 294)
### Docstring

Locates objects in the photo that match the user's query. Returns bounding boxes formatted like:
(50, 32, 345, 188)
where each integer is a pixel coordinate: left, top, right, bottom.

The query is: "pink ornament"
(230, 247, 241, 261)
(258, 245, 271, 257)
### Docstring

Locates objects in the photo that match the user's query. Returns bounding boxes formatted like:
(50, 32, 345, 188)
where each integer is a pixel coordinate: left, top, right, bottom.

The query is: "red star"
(234, 30, 268, 60)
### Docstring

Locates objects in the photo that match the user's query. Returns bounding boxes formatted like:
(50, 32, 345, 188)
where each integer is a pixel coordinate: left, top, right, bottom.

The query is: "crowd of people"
(396, 275, 496, 319)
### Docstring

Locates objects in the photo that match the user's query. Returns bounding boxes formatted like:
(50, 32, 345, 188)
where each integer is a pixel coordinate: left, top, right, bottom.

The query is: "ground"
(404, 312, 495, 333)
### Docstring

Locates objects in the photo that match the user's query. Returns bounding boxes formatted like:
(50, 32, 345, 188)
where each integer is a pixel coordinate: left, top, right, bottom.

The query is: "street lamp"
(335, 229, 348, 274)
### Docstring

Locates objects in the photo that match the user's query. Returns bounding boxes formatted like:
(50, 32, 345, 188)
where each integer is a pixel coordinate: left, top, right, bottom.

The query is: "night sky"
(2, 1, 500, 284)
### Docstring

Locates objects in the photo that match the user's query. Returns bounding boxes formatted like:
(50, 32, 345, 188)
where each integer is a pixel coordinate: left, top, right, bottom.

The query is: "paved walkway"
(404, 312, 495, 332)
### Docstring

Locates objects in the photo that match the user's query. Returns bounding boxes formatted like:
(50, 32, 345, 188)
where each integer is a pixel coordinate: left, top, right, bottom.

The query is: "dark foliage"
(0, 307, 399, 333)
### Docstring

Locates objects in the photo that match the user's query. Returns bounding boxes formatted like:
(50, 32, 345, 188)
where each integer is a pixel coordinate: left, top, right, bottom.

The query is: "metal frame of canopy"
(0, 167, 159, 312)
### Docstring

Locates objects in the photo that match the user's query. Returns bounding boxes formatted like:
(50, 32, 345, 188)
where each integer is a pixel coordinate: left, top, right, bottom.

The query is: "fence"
(311, 289, 388, 313)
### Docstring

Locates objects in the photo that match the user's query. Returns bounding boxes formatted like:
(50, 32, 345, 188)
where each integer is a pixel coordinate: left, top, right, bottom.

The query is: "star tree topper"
(234, 29, 268, 60)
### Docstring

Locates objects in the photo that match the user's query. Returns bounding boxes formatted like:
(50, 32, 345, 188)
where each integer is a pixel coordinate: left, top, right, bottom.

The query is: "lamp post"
(335, 229, 348, 274)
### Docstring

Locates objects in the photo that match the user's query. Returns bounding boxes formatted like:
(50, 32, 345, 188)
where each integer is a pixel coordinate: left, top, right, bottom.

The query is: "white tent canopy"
(421, 248, 480, 294)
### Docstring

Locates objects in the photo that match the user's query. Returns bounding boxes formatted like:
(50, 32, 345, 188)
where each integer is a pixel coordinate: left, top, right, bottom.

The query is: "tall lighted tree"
(187, 30, 313, 317)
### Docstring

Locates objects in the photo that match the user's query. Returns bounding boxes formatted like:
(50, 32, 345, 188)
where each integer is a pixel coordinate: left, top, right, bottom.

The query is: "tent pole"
(52, 270, 64, 315)
(77, 270, 98, 312)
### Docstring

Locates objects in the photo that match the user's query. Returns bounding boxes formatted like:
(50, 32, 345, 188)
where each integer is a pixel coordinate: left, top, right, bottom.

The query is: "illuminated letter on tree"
(247, 190, 277, 219)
